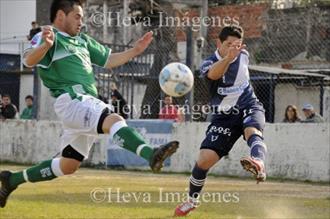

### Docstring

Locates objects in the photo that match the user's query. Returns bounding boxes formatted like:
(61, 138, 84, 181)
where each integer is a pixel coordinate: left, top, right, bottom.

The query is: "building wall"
(1, 120, 329, 182)
(0, 120, 107, 166)
(274, 84, 322, 122)
(0, 0, 36, 54)
(170, 122, 330, 182)
(19, 74, 34, 113)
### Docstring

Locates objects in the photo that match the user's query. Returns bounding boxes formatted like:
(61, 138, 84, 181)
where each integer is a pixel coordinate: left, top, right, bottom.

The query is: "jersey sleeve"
(23, 32, 54, 68)
(200, 59, 214, 78)
(84, 34, 111, 67)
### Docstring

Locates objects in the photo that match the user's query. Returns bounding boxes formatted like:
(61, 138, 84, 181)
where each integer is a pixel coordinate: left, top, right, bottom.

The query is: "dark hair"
(218, 25, 244, 43)
(2, 94, 11, 99)
(50, 0, 83, 23)
(284, 105, 300, 122)
(31, 21, 37, 25)
(25, 95, 34, 101)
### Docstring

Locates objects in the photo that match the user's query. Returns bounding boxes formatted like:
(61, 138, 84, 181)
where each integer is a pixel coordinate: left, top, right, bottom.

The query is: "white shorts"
(54, 93, 112, 158)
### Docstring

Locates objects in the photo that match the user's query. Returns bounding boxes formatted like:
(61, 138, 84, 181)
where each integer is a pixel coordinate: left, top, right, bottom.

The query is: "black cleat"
(149, 141, 179, 173)
(0, 171, 17, 208)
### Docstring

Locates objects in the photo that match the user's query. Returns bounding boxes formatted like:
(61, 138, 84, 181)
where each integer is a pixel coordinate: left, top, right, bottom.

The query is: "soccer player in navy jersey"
(174, 25, 267, 216)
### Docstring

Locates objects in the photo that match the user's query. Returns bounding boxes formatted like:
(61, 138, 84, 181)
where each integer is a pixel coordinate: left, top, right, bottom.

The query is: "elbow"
(23, 56, 35, 68)
(207, 72, 221, 80)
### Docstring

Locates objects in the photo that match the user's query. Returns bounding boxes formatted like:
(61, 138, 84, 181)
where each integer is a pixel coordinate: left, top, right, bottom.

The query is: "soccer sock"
(9, 158, 64, 188)
(247, 134, 267, 162)
(189, 163, 209, 199)
(110, 121, 154, 161)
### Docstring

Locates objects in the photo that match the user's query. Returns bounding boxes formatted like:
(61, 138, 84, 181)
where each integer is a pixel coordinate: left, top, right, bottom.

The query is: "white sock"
(51, 158, 64, 176)
(109, 120, 128, 139)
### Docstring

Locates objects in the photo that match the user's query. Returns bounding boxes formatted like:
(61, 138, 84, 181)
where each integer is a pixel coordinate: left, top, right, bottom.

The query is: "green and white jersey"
(27, 28, 111, 98)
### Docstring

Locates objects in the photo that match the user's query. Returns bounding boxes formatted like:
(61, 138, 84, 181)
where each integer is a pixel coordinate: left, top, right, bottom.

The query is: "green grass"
(0, 165, 329, 219)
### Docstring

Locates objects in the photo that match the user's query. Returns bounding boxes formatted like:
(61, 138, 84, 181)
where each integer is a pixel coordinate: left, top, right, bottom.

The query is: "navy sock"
(189, 163, 209, 199)
(247, 134, 267, 162)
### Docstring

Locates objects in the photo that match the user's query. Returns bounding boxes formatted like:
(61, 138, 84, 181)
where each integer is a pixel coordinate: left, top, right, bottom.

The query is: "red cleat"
(240, 157, 266, 183)
(174, 199, 197, 217)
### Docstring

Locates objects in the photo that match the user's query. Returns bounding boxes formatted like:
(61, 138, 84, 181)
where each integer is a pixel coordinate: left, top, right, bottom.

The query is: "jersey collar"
(53, 27, 79, 38)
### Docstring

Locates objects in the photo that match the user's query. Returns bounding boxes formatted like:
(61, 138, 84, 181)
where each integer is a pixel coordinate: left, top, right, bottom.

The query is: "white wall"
(274, 84, 322, 122)
(0, 120, 107, 166)
(0, 0, 36, 54)
(169, 122, 330, 182)
(0, 120, 329, 182)
(39, 83, 58, 120)
(19, 74, 34, 112)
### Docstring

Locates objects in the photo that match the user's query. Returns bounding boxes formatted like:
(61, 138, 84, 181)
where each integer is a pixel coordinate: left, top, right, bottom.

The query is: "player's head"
(217, 25, 244, 56)
(1, 94, 11, 106)
(25, 95, 34, 107)
(164, 95, 173, 106)
(50, 0, 83, 36)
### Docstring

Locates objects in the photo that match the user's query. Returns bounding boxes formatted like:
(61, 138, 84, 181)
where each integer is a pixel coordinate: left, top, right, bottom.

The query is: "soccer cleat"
(240, 157, 266, 183)
(174, 199, 198, 217)
(0, 171, 17, 208)
(149, 141, 179, 173)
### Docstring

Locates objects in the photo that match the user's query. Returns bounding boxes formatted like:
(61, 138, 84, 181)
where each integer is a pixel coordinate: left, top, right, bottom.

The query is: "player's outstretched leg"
(0, 157, 78, 208)
(241, 129, 267, 183)
(174, 149, 219, 217)
(103, 114, 179, 173)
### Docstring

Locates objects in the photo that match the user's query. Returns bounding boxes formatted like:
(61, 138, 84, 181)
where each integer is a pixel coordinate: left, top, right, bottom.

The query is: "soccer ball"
(159, 62, 194, 97)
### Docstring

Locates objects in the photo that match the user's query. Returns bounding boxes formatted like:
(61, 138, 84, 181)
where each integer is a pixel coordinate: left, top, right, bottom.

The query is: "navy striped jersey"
(200, 50, 257, 112)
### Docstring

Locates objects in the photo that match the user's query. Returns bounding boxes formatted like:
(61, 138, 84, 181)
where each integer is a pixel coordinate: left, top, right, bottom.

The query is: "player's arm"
(105, 31, 153, 69)
(207, 40, 246, 80)
(24, 26, 54, 67)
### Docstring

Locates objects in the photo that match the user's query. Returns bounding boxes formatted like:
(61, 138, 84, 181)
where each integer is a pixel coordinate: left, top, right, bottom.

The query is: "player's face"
(64, 5, 83, 36)
(218, 36, 241, 57)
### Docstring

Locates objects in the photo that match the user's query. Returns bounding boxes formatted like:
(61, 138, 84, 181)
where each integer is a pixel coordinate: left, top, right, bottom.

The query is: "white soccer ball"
(159, 62, 194, 97)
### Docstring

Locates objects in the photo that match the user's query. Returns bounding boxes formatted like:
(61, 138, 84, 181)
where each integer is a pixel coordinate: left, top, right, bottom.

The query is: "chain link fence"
(89, 1, 330, 122)
(1, 1, 329, 122)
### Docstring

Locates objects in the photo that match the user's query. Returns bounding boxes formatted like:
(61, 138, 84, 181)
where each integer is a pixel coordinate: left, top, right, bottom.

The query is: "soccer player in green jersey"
(0, 0, 179, 208)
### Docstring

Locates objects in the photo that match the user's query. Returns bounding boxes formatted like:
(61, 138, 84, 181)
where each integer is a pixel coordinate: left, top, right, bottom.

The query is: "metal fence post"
(32, 67, 40, 120)
(320, 78, 324, 116)
(185, 26, 194, 122)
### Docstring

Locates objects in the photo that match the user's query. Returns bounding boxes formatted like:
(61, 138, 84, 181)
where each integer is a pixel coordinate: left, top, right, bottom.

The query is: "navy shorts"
(200, 101, 265, 158)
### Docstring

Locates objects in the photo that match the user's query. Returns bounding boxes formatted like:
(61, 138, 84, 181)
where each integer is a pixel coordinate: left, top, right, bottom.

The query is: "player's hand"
(133, 31, 153, 55)
(41, 26, 55, 49)
(226, 40, 246, 61)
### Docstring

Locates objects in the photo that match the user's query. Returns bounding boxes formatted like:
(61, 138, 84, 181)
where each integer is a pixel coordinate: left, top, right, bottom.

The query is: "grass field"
(0, 165, 329, 219)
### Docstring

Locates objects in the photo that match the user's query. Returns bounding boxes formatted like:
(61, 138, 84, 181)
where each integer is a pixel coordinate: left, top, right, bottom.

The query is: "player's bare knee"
(102, 113, 125, 133)
(60, 158, 81, 175)
(244, 127, 262, 140)
(196, 160, 212, 170)
(197, 149, 220, 170)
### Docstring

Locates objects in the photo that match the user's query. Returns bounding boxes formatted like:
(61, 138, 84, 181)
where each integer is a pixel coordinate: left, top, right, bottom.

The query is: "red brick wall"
(176, 3, 269, 42)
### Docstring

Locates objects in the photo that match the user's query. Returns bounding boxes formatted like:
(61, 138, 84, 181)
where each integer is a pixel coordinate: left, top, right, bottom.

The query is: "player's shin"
(9, 158, 64, 188)
(189, 163, 209, 202)
(247, 134, 267, 162)
(110, 121, 154, 161)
